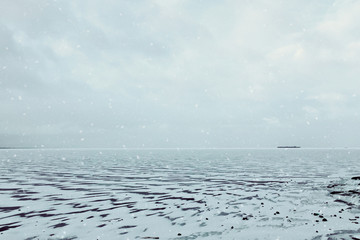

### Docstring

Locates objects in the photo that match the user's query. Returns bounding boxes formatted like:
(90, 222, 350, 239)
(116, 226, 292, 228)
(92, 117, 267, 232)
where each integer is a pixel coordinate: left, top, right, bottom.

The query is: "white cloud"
(268, 44, 305, 61)
(317, 1, 360, 38)
(263, 117, 280, 126)
(307, 93, 347, 103)
(50, 39, 76, 57)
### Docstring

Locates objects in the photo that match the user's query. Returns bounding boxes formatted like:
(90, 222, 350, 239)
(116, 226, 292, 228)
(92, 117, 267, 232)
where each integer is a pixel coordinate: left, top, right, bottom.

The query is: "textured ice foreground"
(1, 149, 360, 240)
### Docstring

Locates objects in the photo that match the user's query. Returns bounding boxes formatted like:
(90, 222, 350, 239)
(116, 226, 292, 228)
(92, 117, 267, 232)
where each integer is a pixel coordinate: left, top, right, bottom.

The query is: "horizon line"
(1, 146, 360, 150)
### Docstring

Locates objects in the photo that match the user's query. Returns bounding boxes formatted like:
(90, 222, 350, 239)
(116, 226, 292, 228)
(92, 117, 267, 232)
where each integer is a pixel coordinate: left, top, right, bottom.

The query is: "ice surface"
(1, 149, 360, 239)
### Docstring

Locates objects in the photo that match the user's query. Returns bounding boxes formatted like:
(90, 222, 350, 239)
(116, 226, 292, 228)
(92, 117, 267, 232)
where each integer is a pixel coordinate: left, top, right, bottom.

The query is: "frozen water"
(1, 149, 360, 239)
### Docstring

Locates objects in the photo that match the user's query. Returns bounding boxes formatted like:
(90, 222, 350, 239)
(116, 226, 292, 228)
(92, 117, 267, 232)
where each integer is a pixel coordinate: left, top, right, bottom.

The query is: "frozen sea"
(1, 149, 360, 240)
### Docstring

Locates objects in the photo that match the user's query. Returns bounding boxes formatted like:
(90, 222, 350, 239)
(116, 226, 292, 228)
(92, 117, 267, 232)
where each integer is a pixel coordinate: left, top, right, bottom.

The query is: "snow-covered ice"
(1, 149, 360, 240)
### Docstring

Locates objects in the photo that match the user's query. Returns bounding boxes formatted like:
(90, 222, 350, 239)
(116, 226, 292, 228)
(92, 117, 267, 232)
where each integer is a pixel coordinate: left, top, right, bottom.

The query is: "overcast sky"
(1, 0, 360, 148)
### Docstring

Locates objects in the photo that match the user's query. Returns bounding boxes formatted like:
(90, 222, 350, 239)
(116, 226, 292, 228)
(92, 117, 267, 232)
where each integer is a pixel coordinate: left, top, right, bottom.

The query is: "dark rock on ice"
(0, 223, 21, 232)
(51, 222, 68, 229)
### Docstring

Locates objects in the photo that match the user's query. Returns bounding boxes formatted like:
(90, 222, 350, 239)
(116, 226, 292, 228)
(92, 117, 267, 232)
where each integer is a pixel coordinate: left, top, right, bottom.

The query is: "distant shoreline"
(0, 147, 36, 149)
